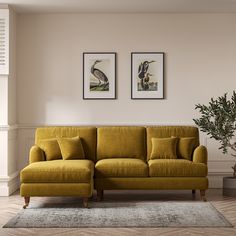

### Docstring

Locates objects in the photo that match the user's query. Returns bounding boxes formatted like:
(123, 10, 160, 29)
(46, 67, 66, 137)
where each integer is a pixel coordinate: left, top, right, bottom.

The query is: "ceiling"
(2, 0, 236, 13)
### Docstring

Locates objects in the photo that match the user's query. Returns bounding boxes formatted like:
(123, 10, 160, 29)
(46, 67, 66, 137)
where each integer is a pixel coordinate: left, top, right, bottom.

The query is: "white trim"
(0, 171, 19, 196)
(8, 174, 20, 195)
(17, 122, 197, 129)
(208, 175, 225, 189)
(0, 170, 19, 182)
(208, 160, 235, 162)
(208, 172, 232, 176)
(0, 125, 9, 130)
(0, 124, 18, 131)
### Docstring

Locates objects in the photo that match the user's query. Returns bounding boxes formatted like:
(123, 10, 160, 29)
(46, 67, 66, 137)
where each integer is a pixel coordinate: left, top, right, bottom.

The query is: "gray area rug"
(3, 202, 232, 228)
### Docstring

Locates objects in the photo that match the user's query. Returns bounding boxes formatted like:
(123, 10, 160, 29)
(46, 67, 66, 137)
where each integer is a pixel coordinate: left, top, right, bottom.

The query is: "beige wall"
(17, 13, 236, 125)
(16, 13, 236, 186)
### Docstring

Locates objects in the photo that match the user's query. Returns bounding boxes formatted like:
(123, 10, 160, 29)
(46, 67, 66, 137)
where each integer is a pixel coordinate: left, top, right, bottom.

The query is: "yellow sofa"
(20, 126, 208, 208)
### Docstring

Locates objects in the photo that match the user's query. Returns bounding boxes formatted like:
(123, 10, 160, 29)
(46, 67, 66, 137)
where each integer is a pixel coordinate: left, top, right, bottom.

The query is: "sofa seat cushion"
(21, 160, 94, 183)
(148, 159, 207, 177)
(95, 158, 148, 177)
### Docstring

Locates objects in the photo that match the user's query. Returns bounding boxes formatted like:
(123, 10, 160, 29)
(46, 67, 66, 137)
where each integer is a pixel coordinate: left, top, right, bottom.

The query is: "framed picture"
(131, 52, 164, 99)
(83, 52, 116, 99)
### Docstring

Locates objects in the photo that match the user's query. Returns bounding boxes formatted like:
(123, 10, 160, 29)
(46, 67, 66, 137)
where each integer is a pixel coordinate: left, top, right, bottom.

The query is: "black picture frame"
(131, 52, 164, 99)
(83, 52, 117, 100)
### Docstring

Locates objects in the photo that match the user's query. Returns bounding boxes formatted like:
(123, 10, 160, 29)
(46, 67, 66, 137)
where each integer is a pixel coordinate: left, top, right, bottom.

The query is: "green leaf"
(193, 91, 236, 156)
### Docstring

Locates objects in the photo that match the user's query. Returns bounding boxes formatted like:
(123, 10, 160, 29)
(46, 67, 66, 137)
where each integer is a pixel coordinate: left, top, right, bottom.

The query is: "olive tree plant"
(193, 91, 236, 177)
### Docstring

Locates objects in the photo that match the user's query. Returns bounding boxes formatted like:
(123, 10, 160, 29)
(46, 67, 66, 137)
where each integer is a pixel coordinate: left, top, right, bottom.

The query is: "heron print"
(137, 60, 158, 91)
(90, 59, 109, 91)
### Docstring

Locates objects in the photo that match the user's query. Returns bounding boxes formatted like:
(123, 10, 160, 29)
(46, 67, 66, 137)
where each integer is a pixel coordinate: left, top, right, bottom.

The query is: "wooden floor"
(0, 189, 236, 236)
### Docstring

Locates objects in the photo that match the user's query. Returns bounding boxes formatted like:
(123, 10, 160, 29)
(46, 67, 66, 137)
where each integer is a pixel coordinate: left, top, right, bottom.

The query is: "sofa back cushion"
(35, 127, 97, 161)
(146, 126, 199, 160)
(97, 127, 146, 160)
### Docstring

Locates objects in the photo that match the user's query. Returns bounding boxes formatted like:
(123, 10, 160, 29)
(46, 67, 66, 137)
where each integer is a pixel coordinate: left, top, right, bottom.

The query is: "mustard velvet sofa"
(20, 126, 208, 208)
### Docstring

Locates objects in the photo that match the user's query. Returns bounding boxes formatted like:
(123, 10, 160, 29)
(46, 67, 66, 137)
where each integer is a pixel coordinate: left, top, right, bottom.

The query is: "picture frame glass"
(83, 53, 116, 99)
(132, 53, 164, 99)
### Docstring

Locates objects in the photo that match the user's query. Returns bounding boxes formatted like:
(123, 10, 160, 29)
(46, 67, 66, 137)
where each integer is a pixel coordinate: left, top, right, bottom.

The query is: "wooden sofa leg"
(97, 190, 104, 201)
(23, 196, 30, 209)
(200, 190, 207, 202)
(83, 197, 89, 208)
(192, 189, 196, 195)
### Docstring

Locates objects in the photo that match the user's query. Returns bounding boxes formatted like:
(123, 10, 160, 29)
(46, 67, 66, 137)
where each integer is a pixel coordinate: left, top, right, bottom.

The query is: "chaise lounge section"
(20, 127, 97, 208)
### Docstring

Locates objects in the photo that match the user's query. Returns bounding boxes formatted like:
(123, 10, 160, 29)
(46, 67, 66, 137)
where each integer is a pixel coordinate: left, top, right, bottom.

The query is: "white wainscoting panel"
(17, 127, 35, 171)
(0, 125, 18, 196)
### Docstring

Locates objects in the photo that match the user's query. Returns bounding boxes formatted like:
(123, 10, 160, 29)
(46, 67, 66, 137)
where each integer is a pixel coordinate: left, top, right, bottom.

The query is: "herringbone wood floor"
(0, 189, 236, 236)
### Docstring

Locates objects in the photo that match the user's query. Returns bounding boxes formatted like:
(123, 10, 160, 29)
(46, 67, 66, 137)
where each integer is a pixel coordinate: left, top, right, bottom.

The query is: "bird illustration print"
(138, 60, 155, 91)
(90, 60, 109, 91)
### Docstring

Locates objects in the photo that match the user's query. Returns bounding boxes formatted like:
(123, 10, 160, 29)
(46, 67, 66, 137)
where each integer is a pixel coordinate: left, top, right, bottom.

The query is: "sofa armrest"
(193, 145, 208, 165)
(29, 145, 45, 164)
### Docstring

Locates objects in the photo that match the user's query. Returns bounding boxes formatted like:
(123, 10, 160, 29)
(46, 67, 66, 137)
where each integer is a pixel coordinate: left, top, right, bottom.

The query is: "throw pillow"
(38, 138, 62, 161)
(150, 137, 178, 159)
(177, 137, 196, 160)
(57, 136, 85, 160)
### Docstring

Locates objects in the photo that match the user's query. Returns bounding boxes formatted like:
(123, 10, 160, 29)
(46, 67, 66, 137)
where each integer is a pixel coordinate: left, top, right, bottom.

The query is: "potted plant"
(193, 91, 236, 196)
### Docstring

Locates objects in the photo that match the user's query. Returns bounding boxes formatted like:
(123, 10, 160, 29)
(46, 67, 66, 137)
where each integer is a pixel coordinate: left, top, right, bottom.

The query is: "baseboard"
(208, 172, 232, 188)
(0, 171, 19, 196)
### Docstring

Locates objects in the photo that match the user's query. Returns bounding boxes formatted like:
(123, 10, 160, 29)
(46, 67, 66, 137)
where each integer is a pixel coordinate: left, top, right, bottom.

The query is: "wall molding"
(0, 171, 19, 196)
(16, 122, 197, 129)
(0, 125, 18, 196)
(0, 170, 18, 181)
(0, 124, 18, 131)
